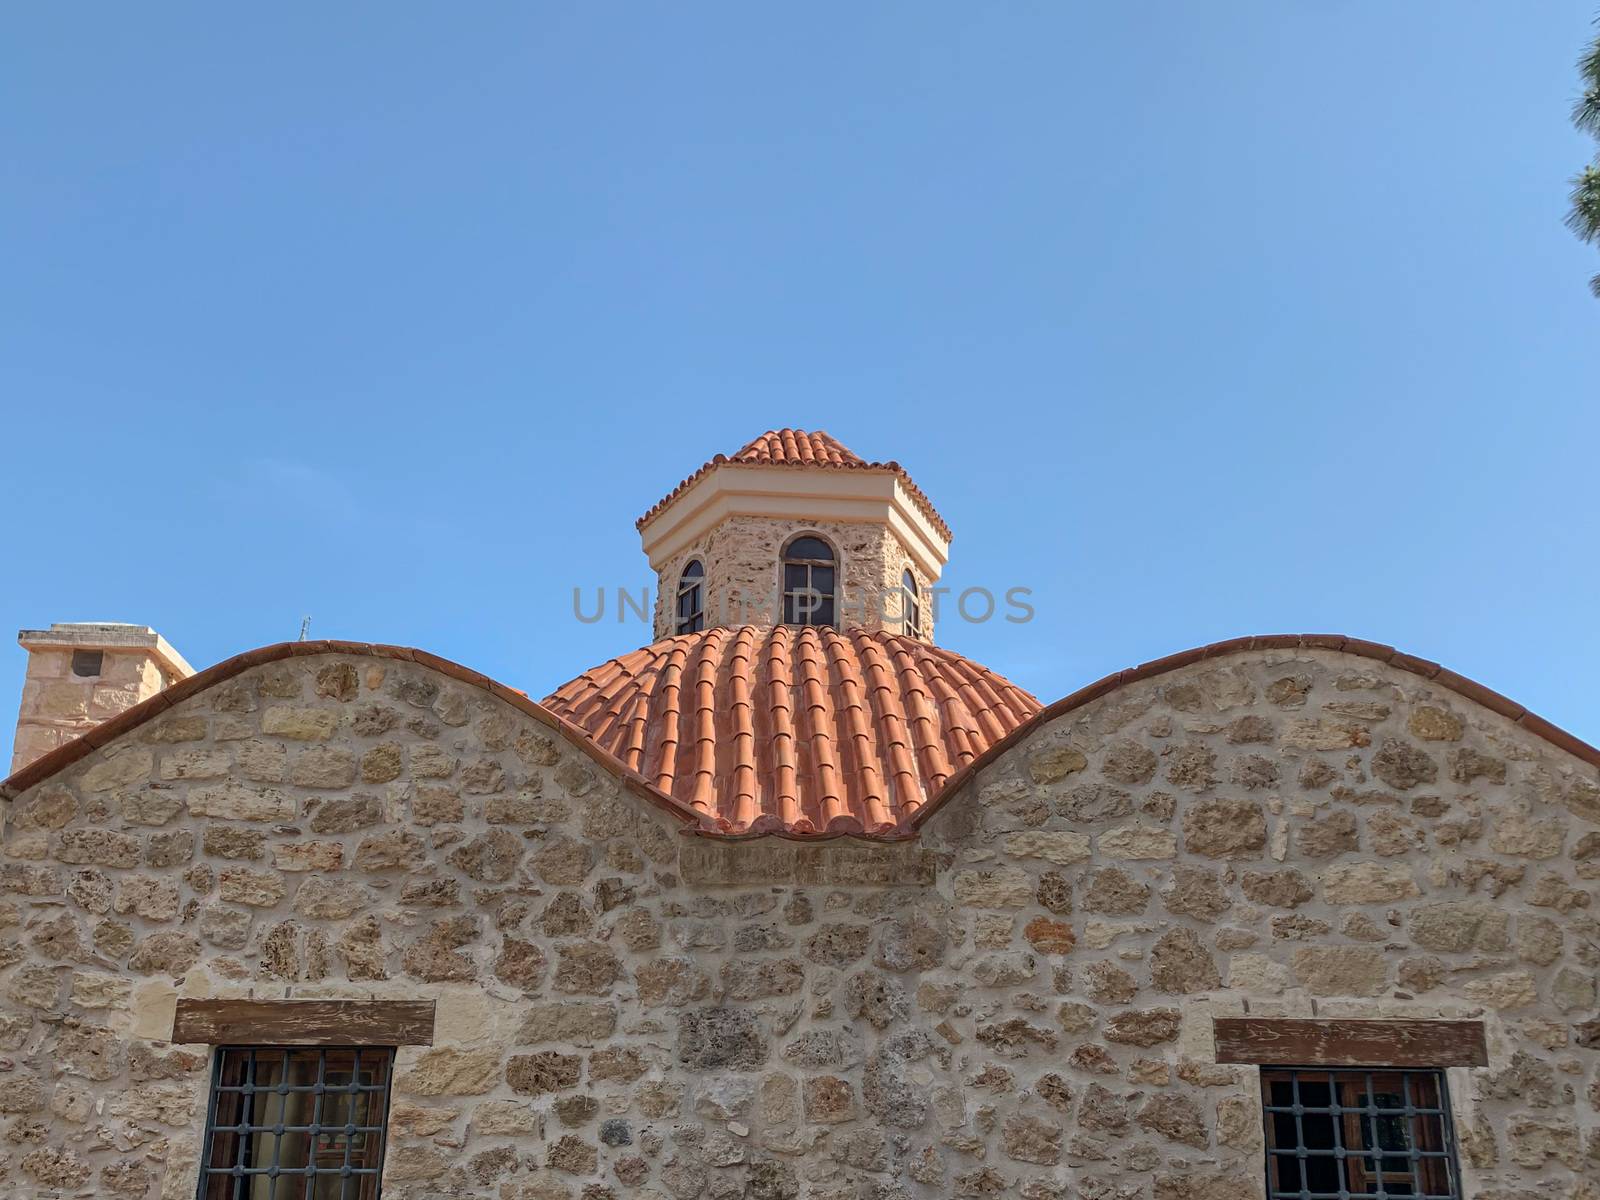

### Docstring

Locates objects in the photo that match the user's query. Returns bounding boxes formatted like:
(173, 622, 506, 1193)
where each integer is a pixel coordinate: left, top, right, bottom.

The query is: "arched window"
(781, 535, 836, 627)
(901, 569, 922, 638)
(675, 560, 705, 635)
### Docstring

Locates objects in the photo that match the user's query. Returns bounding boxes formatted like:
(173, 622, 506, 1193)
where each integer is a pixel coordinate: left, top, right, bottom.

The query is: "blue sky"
(4, 3, 1598, 768)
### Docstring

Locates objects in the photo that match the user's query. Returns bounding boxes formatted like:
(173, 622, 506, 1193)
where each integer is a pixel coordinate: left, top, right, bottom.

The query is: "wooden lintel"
(1213, 1017, 1487, 1068)
(172, 999, 435, 1047)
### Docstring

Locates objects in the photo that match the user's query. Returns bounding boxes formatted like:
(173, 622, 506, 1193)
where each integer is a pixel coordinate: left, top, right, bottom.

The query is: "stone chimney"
(10, 623, 194, 775)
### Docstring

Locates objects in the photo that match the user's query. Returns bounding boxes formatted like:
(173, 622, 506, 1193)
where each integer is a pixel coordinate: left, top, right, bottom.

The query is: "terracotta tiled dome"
(544, 626, 1040, 836)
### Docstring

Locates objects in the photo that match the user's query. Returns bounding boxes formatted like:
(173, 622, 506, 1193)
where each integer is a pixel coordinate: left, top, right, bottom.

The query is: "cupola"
(638, 429, 951, 641)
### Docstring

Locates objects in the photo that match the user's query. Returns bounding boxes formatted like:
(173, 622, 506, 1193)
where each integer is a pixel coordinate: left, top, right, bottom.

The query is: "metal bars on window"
(198, 1047, 394, 1200)
(1260, 1068, 1461, 1200)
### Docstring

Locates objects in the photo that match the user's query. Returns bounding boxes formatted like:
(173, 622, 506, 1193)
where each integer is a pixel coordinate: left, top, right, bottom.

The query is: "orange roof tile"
(732, 429, 865, 467)
(636, 428, 952, 541)
(543, 625, 1039, 835)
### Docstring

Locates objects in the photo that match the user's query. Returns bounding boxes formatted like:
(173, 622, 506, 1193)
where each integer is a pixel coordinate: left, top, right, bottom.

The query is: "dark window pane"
(782, 537, 837, 629)
(785, 536, 833, 561)
(676, 561, 704, 635)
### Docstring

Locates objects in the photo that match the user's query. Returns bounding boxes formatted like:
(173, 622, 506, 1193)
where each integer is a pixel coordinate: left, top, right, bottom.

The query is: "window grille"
(1261, 1068, 1461, 1200)
(198, 1047, 394, 1200)
(676, 560, 705, 635)
(782, 535, 836, 627)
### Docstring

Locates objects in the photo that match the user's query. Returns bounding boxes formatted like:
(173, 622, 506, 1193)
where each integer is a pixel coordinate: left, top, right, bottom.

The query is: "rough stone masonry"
(650, 515, 933, 641)
(0, 645, 1596, 1199)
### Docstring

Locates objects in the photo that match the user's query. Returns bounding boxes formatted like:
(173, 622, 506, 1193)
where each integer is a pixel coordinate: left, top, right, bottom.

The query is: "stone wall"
(652, 516, 932, 641)
(918, 647, 1600, 1200)
(0, 647, 1595, 1200)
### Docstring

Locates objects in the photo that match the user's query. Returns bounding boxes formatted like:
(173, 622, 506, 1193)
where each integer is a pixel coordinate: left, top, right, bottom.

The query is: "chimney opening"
(71, 650, 104, 678)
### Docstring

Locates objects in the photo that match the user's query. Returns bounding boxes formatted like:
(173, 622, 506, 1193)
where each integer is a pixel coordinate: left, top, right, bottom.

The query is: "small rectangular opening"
(1262, 1067, 1462, 1199)
(197, 1046, 394, 1200)
(71, 650, 103, 678)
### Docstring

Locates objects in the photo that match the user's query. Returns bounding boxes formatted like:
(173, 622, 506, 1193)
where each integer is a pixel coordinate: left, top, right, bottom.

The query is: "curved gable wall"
(10, 632, 1599, 841)
(1, 640, 702, 829)
(0, 645, 1594, 1198)
(921, 645, 1600, 1197)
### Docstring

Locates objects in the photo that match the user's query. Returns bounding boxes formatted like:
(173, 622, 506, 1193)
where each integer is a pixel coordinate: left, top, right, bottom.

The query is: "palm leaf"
(1569, 165, 1600, 242)
(1582, 26, 1600, 86)
(1576, 83, 1600, 136)
(1579, 26, 1600, 134)
(1577, 94, 1600, 136)
(1574, 25, 1600, 293)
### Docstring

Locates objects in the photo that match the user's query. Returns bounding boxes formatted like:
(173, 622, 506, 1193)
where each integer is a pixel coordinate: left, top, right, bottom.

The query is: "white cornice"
(639, 464, 951, 579)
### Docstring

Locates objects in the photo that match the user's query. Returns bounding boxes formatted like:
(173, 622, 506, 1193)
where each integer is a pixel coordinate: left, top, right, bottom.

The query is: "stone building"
(0, 428, 1595, 1200)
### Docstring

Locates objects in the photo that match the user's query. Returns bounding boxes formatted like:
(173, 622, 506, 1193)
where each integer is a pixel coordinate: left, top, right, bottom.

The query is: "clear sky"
(4, 3, 1598, 769)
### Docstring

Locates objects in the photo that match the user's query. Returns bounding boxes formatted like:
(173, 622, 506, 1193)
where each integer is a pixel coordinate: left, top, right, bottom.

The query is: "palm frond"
(1577, 26, 1600, 134)
(1568, 165, 1600, 242)
(1582, 28, 1600, 87)
(1574, 26, 1600, 297)
(1576, 84, 1600, 136)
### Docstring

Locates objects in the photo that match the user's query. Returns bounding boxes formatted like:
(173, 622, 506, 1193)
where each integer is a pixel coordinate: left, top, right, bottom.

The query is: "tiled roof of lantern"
(735, 428, 864, 466)
(636, 428, 952, 542)
(543, 625, 1039, 836)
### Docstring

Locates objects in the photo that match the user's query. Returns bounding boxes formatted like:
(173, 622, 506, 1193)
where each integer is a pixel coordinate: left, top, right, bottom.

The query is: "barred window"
(1261, 1067, 1461, 1199)
(676, 560, 705, 635)
(198, 1046, 394, 1200)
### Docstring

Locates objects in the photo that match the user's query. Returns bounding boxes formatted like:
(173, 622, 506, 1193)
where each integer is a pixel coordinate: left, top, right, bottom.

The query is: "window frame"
(780, 533, 838, 628)
(196, 1044, 396, 1200)
(900, 568, 921, 638)
(1259, 1065, 1463, 1200)
(675, 558, 706, 635)
(175, 1000, 434, 1200)
(1212, 1017, 1482, 1200)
